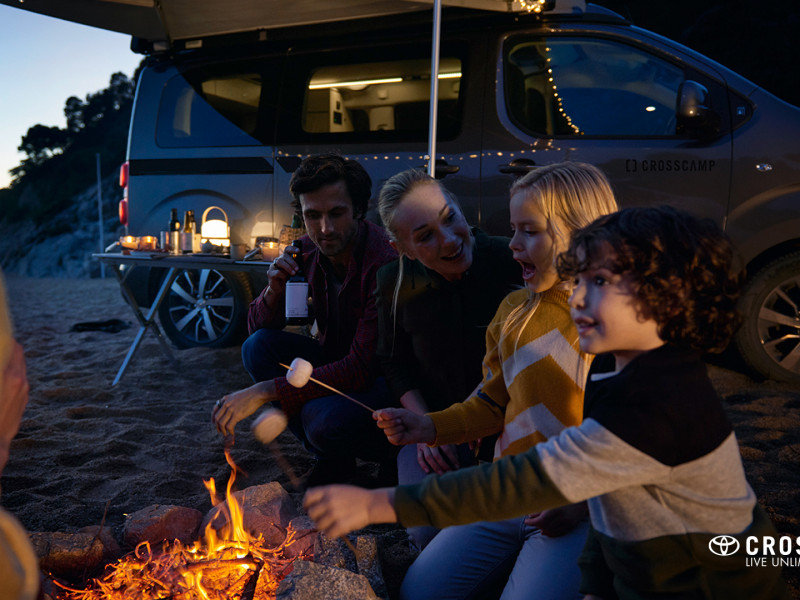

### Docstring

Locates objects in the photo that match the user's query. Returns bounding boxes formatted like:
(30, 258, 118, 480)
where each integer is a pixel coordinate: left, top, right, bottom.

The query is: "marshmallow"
(286, 357, 313, 388)
(250, 408, 289, 445)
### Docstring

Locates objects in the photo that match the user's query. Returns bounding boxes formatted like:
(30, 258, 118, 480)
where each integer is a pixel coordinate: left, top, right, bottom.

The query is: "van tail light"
(119, 162, 129, 227)
(119, 197, 129, 227)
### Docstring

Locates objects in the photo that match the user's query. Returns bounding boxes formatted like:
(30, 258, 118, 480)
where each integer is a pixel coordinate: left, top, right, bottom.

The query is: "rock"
(29, 531, 105, 580)
(284, 516, 318, 560)
(123, 504, 203, 548)
(276, 559, 379, 600)
(355, 535, 387, 599)
(313, 534, 357, 573)
(201, 482, 298, 546)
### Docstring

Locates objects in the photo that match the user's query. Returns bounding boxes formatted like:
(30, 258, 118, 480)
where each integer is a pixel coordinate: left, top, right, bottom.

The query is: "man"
(212, 154, 398, 486)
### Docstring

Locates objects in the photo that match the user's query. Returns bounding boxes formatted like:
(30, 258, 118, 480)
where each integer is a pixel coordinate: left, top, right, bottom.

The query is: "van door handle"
(499, 159, 537, 175)
(419, 160, 460, 179)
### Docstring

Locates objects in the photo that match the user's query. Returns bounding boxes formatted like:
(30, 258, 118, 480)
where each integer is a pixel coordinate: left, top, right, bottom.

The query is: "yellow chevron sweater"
(428, 286, 591, 459)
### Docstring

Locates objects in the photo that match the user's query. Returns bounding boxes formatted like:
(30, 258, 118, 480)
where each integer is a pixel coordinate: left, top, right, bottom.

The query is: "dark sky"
(594, 0, 800, 106)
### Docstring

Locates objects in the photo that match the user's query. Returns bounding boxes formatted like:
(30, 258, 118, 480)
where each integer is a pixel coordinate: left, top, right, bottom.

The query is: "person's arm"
(274, 244, 396, 415)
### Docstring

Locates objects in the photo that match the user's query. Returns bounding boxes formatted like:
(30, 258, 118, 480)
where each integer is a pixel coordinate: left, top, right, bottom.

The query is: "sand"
(2, 275, 799, 596)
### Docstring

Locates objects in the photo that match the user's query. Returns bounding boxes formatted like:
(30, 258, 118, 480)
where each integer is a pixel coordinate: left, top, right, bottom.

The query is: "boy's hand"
(374, 408, 436, 445)
(304, 485, 397, 539)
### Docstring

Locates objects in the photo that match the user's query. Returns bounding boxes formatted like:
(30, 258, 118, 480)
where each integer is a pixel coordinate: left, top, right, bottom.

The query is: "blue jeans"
(242, 328, 396, 462)
(399, 515, 588, 600)
(397, 443, 477, 550)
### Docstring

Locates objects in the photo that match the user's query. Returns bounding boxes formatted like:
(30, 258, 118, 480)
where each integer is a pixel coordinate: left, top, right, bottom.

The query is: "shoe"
(304, 457, 357, 488)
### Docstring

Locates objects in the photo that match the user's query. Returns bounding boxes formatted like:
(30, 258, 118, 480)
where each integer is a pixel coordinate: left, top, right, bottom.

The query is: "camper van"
(118, 1, 800, 383)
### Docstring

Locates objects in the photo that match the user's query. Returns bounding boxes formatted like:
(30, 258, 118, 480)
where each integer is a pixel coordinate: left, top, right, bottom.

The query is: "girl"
(304, 205, 789, 600)
(374, 162, 617, 600)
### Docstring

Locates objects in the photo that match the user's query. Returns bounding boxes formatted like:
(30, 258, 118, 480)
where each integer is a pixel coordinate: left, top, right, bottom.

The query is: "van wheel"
(158, 269, 253, 348)
(735, 252, 800, 384)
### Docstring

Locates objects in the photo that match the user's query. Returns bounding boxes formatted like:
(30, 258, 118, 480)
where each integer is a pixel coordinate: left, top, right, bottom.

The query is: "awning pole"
(427, 0, 442, 177)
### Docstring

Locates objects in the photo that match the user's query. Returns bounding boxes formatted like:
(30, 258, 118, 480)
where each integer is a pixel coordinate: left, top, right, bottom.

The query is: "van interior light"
(309, 72, 462, 90)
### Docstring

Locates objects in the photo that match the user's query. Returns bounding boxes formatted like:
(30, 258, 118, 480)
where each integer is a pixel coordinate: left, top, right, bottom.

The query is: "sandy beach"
(2, 274, 799, 596)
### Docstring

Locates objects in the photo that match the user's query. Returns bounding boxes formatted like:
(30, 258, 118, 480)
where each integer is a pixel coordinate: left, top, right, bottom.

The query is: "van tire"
(157, 269, 253, 349)
(735, 252, 800, 384)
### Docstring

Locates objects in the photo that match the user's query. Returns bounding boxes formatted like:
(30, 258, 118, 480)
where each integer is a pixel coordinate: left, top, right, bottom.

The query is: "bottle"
(169, 208, 181, 232)
(181, 210, 195, 252)
(168, 208, 181, 254)
(285, 239, 310, 325)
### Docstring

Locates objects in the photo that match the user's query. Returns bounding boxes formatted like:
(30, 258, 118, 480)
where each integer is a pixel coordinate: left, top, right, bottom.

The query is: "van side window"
(505, 37, 684, 137)
(301, 57, 463, 139)
(157, 70, 267, 147)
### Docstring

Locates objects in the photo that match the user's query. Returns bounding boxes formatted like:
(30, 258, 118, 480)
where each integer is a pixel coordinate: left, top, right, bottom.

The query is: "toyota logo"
(709, 535, 740, 556)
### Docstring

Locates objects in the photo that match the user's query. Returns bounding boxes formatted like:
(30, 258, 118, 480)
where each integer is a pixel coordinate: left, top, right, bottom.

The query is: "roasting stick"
(279, 360, 376, 414)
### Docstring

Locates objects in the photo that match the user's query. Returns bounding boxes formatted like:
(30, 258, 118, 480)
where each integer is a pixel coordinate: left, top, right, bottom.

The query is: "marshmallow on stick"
(285, 357, 314, 388)
(250, 407, 288, 444)
(279, 359, 375, 414)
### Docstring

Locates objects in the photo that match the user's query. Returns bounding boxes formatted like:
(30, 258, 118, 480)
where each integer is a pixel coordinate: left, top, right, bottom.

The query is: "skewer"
(279, 361, 376, 414)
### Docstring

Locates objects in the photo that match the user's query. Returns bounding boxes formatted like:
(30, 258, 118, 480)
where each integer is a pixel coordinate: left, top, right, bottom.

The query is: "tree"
(17, 125, 69, 167)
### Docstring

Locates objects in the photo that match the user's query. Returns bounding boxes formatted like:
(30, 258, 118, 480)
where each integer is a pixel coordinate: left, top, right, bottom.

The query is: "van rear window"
(157, 71, 265, 147)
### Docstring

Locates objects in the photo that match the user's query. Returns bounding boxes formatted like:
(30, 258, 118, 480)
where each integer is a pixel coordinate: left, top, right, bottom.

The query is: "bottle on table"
(168, 208, 181, 254)
(181, 210, 196, 252)
(285, 238, 310, 326)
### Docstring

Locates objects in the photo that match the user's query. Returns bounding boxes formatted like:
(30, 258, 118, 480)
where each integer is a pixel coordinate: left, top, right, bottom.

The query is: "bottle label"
(285, 281, 309, 319)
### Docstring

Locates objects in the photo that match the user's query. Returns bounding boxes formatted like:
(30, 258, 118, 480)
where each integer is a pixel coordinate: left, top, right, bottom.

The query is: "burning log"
(53, 449, 312, 600)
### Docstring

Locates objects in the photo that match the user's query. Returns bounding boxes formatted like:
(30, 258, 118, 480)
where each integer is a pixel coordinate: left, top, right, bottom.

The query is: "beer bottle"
(285, 239, 310, 325)
(182, 210, 195, 252)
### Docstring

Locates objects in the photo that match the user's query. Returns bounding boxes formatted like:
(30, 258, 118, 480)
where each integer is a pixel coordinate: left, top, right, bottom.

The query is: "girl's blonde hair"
(502, 161, 618, 344)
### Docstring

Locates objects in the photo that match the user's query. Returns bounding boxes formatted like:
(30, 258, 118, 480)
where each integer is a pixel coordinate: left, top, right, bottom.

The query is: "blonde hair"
(502, 161, 618, 344)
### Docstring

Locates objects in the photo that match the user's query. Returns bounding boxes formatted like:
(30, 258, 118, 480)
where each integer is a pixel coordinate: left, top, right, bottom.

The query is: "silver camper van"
(118, 1, 800, 383)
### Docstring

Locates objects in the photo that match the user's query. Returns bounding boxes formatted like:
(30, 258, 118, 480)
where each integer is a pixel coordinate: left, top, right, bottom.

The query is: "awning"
(0, 0, 529, 43)
(2, 0, 571, 175)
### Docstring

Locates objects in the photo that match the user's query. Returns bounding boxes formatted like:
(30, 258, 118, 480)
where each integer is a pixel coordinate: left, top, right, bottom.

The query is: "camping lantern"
(201, 206, 230, 247)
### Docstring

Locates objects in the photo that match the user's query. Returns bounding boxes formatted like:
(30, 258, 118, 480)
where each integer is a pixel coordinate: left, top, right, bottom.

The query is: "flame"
(56, 448, 309, 600)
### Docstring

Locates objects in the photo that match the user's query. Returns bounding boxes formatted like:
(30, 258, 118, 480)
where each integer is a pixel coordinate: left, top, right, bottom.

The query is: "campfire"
(54, 448, 309, 600)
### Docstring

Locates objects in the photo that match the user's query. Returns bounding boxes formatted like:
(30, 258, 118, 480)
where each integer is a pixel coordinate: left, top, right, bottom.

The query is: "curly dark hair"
(557, 205, 744, 353)
(288, 154, 371, 219)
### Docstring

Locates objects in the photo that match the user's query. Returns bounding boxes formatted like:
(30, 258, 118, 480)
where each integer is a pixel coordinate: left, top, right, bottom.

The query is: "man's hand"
(0, 342, 29, 474)
(374, 408, 436, 446)
(525, 502, 588, 537)
(304, 485, 397, 539)
(265, 246, 300, 297)
(212, 380, 275, 437)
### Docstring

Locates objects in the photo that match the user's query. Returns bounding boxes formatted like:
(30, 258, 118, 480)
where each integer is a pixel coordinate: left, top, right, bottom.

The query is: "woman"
(375, 169, 521, 549)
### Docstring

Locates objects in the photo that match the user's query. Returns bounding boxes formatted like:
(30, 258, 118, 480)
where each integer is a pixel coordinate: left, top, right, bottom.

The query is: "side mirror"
(676, 80, 720, 138)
